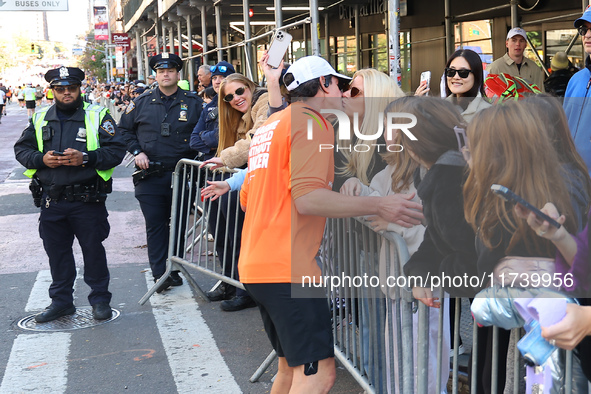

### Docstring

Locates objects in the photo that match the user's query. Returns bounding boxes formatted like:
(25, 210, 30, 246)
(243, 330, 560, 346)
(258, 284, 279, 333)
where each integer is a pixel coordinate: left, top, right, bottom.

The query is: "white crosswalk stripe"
(0, 332, 71, 394)
(0, 270, 243, 393)
(145, 272, 242, 393)
(25, 269, 82, 312)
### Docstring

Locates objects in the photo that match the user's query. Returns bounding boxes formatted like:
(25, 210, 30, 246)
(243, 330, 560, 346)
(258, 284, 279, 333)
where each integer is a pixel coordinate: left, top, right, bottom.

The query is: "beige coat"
(220, 91, 269, 169)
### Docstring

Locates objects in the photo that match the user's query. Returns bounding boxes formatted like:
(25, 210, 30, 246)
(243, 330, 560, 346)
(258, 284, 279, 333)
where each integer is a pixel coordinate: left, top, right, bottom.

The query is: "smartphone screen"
(52, 151, 65, 156)
(490, 184, 561, 228)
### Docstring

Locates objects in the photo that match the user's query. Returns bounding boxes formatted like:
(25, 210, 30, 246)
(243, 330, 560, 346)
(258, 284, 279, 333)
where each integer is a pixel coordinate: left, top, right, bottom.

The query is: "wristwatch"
(132, 149, 142, 156)
(82, 152, 89, 165)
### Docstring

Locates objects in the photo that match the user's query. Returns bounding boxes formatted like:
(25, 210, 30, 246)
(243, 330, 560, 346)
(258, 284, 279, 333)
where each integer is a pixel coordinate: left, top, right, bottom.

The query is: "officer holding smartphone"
(14, 66, 126, 323)
(119, 53, 203, 292)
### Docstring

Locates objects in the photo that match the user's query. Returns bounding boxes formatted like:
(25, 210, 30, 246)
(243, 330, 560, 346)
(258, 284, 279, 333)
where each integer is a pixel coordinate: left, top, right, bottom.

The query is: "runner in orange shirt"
(239, 56, 425, 393)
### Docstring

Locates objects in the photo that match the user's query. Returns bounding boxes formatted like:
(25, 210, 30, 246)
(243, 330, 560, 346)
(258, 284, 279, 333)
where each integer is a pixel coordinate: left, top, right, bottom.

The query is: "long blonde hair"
(463, 102, 577, 255)
(338, 69, 406, 185)
(216, 73, 257, 157)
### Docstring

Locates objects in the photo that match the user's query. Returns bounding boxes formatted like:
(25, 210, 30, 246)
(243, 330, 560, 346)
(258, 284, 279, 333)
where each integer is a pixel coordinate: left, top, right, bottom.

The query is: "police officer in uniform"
(119, 53, 203, 292)
(14, 67, 126, 323)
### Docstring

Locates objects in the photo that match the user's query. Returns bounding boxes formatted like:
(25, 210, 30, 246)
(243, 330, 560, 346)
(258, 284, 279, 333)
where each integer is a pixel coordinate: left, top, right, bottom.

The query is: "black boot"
(206, 282, 235, 301)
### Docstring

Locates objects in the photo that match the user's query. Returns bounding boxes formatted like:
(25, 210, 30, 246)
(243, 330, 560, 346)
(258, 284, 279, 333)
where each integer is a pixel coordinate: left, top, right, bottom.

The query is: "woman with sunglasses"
(416, 49, 491, 123)
(202, 73, 269, 170)
(200, 73, 269, 311)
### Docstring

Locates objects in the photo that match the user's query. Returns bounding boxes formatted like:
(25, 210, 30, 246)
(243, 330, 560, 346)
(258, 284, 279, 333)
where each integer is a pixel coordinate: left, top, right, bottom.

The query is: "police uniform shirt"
(14, 104, 127, 187)
(119, 87, 203, 167)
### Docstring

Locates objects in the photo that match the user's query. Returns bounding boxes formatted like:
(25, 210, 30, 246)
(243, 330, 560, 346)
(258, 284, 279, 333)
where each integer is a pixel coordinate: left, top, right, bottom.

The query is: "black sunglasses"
(349, 86, 362, 97)
(223, 87, 246, 102)
(578, 25, 591, 36)
(444, 68, 472, 78)
(53, 85, 79, 93)
(210, 65, 228, 73)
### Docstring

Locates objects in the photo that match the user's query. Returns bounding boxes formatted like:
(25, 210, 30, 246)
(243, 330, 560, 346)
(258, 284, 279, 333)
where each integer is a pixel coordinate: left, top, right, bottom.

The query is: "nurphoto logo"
(305, 108, 418, 153)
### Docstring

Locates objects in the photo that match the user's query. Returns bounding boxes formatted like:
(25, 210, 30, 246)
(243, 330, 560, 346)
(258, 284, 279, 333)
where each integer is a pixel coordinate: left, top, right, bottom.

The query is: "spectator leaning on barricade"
(564, 6, 591, 176)
(486, 27, 545, 92)
(119, 53, 204, 293)
(198, 73, 270, 312)
(415, 47, 492, 359)
(14, 66, 126, 323)
(463, 102, 588, 393)
(238, 55, 424, 393)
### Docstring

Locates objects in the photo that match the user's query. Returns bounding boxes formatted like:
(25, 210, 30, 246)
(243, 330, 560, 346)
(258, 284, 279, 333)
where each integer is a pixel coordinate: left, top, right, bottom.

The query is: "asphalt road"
(0, 101, 363, 394)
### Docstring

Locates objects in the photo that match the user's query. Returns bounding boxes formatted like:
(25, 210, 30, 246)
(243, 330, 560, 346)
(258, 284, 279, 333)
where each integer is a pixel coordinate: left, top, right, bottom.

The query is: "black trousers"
(39, 196, 111, 307)
(135, 171, 188, 279)
(205, 172, 246, 296)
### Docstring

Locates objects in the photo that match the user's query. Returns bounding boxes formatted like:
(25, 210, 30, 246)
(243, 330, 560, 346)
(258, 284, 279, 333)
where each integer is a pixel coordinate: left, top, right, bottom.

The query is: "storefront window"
(454, 20, 493, 67)
(335, 35, 357, 76)
(546, 29, 583, 69)
(400, 31, 411, 92)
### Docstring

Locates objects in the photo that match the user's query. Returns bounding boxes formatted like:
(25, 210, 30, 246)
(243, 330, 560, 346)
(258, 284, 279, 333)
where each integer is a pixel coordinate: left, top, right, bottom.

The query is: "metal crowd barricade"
(137, 159, 578, 393)
(139, 159, 242, 305)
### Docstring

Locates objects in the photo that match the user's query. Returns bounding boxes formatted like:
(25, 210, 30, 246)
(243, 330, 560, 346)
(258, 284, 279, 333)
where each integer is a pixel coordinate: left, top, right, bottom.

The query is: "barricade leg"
(249, 350, 277, 383)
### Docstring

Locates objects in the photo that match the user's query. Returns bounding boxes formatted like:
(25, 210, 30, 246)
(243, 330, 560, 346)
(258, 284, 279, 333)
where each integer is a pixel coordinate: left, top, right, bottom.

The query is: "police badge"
(59, 67, 69, 79)
(76, 127, 87, 142)
(178, 110, 188, 122)
(101, 120, 116, 136)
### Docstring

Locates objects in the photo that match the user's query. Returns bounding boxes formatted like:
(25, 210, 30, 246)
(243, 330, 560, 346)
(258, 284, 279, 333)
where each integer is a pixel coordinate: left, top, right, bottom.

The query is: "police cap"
(44, 66, 85, 87)
(149, 52, 183, 71)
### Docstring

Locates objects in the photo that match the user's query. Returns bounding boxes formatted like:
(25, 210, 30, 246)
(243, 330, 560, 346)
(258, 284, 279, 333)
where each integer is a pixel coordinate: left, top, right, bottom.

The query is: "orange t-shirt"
(239, 102, 335, 283)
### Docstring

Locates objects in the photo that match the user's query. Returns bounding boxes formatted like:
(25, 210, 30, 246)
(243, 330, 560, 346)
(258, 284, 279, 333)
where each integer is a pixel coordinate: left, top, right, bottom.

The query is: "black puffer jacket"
(403, 150, 480, 297)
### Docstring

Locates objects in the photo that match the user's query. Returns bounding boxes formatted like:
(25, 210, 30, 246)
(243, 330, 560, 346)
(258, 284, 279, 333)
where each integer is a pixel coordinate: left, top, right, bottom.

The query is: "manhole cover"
(18, 307, 120, 331)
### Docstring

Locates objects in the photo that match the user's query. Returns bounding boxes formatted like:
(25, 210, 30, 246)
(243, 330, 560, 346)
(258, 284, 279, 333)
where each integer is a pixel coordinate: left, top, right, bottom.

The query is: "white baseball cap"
(506, 27, 527, 40)
(283, 56, 351, 92)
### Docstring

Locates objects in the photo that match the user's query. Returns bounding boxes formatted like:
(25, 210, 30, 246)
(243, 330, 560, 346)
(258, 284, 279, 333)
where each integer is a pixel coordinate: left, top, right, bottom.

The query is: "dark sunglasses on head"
(349, 86, 362, 98)
(223, 87, 246, 102)
(210, 65, 228, 73)
(444, 68, 472, 78)
(578, 25, 591, 36)
(53, 85, 79, 93)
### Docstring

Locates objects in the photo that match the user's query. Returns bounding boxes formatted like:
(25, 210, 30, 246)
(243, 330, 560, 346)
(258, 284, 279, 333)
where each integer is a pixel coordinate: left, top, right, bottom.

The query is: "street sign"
(112, 33, 130, 53)
(0, 0, 69, 11)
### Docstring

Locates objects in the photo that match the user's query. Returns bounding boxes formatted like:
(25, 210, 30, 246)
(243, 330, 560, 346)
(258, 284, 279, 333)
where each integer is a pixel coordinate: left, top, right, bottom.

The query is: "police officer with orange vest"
(14, 66, 126, 323)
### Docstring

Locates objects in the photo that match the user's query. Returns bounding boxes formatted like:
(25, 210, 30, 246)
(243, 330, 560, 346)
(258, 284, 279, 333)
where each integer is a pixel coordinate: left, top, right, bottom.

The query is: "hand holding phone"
(490, 184, 561, 228)
(51, 151, 65, 156)
(267, 30, 292, 68)
(415, 71, 431, 96)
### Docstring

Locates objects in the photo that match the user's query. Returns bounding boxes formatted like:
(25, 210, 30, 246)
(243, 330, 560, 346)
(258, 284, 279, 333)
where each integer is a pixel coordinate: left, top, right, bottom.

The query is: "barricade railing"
(137, 158, 579, 393)
(98, 97, 123, 123)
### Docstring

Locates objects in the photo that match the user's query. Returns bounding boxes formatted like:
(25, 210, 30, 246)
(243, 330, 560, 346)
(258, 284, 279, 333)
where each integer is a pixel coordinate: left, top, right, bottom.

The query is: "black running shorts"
(244, 283, 334, 367)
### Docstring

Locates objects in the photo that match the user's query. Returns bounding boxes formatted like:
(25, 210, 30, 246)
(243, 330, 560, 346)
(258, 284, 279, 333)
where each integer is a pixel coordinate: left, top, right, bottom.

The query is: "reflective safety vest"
(24, 102, 114, 181)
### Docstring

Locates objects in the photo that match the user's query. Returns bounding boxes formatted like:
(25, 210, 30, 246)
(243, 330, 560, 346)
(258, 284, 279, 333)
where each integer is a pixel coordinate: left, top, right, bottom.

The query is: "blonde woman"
(338, 68, 407, 193)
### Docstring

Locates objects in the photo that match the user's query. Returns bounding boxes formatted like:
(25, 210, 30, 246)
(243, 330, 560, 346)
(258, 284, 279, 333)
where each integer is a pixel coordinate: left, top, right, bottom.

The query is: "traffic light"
(31, 43, 35, 53)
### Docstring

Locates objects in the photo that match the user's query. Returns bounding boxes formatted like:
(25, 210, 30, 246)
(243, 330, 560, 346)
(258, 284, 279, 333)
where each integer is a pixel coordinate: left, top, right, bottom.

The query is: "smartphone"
(52, 151, 65, 156)
(267, 30, 293, 68)
(490, 184, 561, 228)
(420, 71, 431, 96)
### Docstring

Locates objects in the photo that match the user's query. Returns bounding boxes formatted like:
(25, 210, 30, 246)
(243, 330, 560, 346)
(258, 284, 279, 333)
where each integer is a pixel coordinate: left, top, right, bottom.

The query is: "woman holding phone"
(415, 49, 491, 123)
